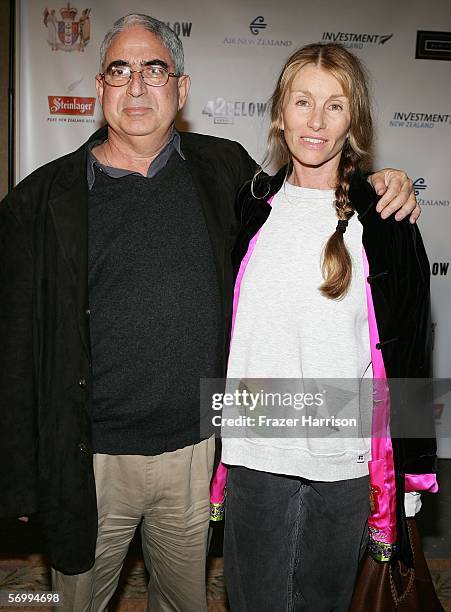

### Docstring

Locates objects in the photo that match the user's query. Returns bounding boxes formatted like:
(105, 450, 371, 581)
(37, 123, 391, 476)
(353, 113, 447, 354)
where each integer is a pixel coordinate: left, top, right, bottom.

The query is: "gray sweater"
(88, 152, 222, 455)
(222, 182, 372, 481)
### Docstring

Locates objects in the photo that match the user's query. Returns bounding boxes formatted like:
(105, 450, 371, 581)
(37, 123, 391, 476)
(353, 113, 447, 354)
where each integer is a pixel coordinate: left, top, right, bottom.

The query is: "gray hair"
(99, 14, 184, 74)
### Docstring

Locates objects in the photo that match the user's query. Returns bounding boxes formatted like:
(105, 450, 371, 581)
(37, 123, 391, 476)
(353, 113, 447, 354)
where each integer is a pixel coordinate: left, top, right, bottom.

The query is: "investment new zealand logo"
(389, 112, 451, 129)
(320, 31, 393, 50)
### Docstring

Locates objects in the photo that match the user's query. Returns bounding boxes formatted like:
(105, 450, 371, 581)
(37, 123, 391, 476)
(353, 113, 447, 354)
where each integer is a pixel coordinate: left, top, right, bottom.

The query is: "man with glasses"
(0, 13, 420, 612)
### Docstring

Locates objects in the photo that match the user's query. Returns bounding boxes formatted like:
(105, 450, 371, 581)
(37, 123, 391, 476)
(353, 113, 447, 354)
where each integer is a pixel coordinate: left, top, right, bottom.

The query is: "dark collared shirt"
(86, 128, 185, 189)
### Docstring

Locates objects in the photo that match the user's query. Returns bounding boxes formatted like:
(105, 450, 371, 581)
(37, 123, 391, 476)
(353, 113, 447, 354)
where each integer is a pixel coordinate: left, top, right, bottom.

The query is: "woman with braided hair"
(212, 43, 437, 610)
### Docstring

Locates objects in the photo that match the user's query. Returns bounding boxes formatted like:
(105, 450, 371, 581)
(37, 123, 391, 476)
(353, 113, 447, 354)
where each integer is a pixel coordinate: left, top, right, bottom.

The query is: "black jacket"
(234, 167, 437, 565)
(0, 127, 256, 573)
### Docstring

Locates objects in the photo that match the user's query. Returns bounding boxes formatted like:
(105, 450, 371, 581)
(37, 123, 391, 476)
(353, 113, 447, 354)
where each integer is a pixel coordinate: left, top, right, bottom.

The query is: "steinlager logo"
(48, 96, 95, 115)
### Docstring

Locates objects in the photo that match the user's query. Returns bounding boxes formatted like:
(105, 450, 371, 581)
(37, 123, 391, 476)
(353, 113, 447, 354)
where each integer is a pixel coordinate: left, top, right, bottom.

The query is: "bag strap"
(389, 520, 415, 605)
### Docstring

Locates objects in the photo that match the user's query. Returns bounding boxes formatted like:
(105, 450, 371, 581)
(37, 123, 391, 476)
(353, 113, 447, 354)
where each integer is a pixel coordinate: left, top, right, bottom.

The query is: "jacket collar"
(48, 125, 228, 259)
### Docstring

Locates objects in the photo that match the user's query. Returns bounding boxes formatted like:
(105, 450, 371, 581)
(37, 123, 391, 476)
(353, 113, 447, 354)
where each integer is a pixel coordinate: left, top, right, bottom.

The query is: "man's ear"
(177, 74, 191, 111)
(95, 74, 104, 105)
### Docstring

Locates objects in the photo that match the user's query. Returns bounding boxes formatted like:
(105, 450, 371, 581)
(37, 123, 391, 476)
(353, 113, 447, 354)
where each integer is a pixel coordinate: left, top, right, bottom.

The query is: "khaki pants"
(52, 438, 215, 612)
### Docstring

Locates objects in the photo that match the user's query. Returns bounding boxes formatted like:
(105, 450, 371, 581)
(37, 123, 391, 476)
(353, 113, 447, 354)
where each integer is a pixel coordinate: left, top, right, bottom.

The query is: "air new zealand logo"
(223, 15, 292, 47)
(413, 177, 427, 196)
(249, 16, 267, 35)
(413, 177, 450, 208)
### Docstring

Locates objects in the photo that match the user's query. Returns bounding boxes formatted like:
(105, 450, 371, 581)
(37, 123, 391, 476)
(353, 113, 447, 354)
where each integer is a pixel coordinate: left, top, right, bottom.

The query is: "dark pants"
(224, 466, 370, 612)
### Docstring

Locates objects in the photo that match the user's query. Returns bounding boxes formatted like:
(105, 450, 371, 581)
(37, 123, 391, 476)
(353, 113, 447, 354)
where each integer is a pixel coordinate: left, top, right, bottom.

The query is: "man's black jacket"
(0, 127, 256, 573)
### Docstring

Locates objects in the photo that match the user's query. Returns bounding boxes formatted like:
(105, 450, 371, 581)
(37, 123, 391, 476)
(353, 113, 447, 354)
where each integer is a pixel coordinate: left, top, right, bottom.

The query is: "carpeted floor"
(0, 555, 229, 611)
(1, 459, 450, 611)
(0, 554, 450, 611)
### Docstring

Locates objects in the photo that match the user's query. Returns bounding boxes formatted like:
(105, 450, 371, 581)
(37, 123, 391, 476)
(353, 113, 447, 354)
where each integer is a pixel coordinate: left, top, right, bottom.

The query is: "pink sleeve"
(405, 473, 438, 493)
(210, 461, 228, 521)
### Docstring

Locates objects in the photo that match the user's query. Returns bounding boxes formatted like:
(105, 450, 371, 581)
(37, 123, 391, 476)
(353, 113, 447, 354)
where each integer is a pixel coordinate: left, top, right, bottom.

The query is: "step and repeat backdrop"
(16, 0, 451, 454)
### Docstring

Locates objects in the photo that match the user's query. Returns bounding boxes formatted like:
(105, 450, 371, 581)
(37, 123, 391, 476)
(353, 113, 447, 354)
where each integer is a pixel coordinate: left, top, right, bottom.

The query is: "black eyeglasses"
(99, 64, 180, 87)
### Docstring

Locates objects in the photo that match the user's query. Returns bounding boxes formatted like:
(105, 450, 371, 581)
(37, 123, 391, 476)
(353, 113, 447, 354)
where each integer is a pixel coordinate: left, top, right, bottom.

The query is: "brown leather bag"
(349, 519, 444, 611)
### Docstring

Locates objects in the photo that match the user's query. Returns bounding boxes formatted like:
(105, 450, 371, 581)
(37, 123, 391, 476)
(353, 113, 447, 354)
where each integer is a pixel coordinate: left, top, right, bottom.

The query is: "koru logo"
(413, 177, 427, 196)
(249, 16, 267, 35)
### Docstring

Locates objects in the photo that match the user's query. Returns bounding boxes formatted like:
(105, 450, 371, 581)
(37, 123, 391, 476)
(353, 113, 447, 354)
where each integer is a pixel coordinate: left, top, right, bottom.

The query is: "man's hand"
(367, 169, 420, 224)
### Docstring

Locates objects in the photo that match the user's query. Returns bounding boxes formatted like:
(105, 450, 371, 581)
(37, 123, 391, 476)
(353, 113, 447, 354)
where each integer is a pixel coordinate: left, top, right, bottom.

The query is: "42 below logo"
(202, 97, 267, 124)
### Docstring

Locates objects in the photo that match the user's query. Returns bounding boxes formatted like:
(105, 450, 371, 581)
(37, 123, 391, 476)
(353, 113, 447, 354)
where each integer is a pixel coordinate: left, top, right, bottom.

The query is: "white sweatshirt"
(222, 182, 372, 481)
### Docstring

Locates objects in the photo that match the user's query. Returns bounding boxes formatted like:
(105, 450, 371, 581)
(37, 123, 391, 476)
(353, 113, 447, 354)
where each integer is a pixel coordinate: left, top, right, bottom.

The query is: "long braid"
(319, 141, 359, 300)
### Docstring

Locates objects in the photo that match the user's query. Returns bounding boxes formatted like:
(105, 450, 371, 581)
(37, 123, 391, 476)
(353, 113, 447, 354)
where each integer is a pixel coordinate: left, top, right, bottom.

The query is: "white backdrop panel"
(17, 0, 451, 454)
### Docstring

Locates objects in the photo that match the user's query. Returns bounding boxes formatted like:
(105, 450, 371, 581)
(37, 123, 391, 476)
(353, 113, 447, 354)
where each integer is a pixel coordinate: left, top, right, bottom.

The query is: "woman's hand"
(367, 169, 420, 223)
